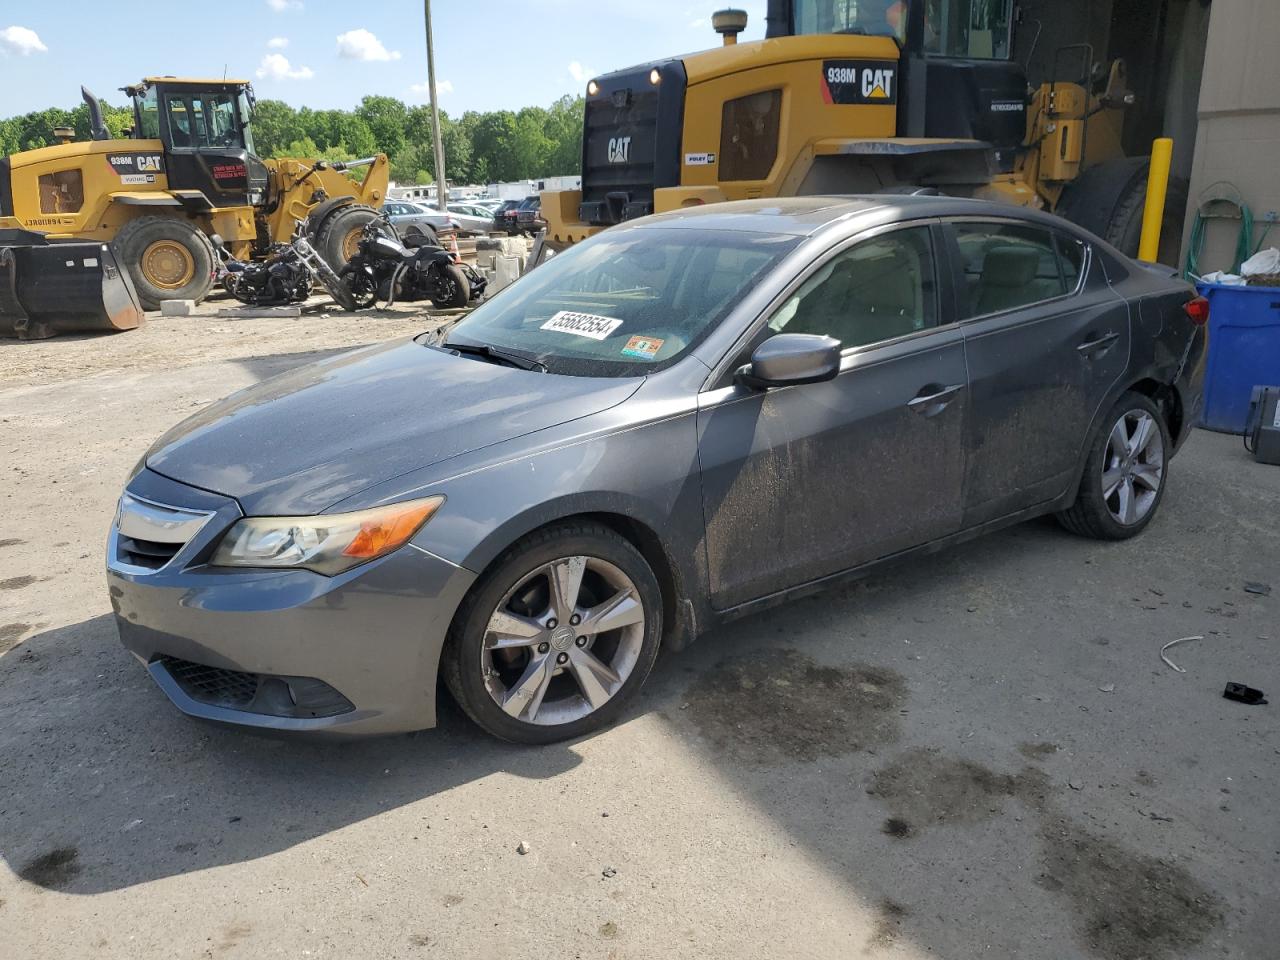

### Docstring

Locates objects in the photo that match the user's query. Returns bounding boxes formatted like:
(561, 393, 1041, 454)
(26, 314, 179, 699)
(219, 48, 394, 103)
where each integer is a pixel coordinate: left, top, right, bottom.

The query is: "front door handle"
(907, 383, 964, 417)
(1077, 331, 1120, 358)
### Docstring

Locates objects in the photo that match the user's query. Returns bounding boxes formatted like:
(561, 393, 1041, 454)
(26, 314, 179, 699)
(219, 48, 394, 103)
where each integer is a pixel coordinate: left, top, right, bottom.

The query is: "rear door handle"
(907, 383, 965, 416)
(1077, 331, 1120, 357)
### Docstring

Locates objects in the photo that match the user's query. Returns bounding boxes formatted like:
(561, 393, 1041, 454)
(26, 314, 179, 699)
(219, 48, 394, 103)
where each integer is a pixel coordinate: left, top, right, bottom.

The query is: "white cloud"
(689, 17, 707, 28)
(568, 61, 596, 84)
(266, 36, 289, 49)
(409, 79, 453, 100)
(266, 0, 303, 11)
(0, 25, 48, 56)
(336, 28, 401, 62)
(256, 53, 314, 81)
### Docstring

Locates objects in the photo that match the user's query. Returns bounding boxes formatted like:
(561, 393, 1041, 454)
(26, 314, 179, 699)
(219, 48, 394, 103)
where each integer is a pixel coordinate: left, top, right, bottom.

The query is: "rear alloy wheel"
(443, 523, 662, 743)
(1058, 392, 1170, 540)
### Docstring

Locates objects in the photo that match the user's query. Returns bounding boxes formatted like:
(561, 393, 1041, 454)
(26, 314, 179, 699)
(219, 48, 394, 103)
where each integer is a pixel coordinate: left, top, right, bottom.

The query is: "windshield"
(441, 227, 798, 377)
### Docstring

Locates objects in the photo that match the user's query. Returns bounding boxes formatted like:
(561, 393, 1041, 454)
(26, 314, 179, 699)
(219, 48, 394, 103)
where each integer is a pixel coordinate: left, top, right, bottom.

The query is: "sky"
(0, 0, 768, 118)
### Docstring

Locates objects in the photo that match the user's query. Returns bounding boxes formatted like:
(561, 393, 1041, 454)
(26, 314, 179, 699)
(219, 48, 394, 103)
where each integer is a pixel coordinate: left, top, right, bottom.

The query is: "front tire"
(1058, 392, 1170, 540)
(338, 264, 379, 309)
(113, 216, 215, 310)
(430, 263, 470, 309)
(442, 522, 663, 744)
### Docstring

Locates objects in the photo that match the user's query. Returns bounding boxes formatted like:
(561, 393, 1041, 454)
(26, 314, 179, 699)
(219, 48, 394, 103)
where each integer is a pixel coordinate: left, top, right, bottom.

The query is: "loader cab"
(774, 0, 1029, 160)
(126, 78, 270, 209)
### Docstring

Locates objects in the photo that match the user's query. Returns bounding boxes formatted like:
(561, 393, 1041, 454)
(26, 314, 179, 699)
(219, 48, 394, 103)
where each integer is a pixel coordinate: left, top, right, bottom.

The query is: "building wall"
(1183, 0, 1280, 273)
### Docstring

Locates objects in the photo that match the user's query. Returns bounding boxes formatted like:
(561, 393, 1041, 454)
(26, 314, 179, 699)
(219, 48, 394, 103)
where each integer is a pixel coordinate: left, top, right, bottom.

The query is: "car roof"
(630, 195, 1099, 242)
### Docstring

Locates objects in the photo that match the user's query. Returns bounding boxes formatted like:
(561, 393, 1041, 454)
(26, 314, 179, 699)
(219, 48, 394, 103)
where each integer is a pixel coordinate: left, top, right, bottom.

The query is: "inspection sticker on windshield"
(621, 335, 664, 360)
(541, 310, 623, 340)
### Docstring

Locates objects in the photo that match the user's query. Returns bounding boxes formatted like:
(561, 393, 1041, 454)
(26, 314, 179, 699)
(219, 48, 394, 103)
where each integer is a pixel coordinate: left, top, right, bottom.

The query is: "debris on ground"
(1159, 635, 1204, 673)
(1099, 683, 1116, 693)
(516, 840, 531, 855)
(602, 866, 617, 878)
(1223, 682, 1268, 706)
(1243, 581, 1272, 596)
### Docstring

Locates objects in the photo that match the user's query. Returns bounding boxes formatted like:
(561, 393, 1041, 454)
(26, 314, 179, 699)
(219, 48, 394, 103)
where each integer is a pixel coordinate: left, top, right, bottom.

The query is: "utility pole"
(424, 0, 448, 212)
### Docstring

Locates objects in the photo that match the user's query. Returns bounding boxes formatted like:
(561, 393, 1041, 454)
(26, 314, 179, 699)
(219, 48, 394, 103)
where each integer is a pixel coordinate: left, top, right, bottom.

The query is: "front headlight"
(211, 495, 444, 576)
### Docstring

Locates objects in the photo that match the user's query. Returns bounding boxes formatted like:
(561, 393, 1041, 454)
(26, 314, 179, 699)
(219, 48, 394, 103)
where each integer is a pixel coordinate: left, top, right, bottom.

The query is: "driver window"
(767, 226, 938, 348)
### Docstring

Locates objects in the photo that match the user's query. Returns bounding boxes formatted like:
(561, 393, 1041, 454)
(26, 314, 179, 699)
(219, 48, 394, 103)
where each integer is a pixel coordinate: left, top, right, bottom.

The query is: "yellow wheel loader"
(541, 1, 1186, 264)
(0, 78, 388, 337)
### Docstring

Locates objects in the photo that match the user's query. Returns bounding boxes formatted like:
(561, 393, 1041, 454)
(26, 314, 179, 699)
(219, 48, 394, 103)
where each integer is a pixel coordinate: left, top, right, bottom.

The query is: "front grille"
(158, 656, 355, 719)
(162, 656, 259, 708)
(116, 535, 181, 571)
(112, 493, 214, 573)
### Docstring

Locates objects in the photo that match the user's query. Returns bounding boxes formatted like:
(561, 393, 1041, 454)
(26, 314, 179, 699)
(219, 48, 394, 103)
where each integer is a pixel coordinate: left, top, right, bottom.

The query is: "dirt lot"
(1, 304, 1277, 959)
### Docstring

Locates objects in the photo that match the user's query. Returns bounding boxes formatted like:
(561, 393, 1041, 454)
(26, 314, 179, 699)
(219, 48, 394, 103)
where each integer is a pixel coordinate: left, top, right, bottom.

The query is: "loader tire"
(1056, 158, 1189, 264)
(312, 204, 378, 272)
(113, 216, 215, 311)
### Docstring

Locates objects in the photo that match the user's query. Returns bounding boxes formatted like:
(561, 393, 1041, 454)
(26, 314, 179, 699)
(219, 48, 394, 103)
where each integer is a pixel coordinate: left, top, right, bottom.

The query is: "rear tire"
(1057, 391, 1171, 540)
(113, 216, 215, 310)
(311, 204, 378, 272)
(441, 522, 663, 744)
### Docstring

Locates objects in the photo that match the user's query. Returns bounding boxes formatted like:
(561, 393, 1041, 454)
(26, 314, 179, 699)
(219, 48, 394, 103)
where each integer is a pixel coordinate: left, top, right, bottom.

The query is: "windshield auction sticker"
(541, 311, 623, 340)
(621, 335, 664, 360)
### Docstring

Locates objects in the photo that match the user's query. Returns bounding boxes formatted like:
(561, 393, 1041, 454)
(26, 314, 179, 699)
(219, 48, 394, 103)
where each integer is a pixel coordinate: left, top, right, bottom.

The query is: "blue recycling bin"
(1195, 281, 1280, 434)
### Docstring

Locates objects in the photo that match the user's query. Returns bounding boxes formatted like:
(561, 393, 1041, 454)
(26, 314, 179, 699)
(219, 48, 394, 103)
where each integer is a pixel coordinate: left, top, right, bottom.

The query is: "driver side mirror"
(736, 333, 842, 390)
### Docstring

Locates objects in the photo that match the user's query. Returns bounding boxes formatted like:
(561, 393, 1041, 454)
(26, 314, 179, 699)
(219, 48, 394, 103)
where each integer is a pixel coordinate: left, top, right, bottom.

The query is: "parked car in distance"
(447, 203, 496, 235)
(107, 197, 1206, 744)
(492, 199, 521, 234)
(515, 195, 544, 235)
(382, 200, 457, 244)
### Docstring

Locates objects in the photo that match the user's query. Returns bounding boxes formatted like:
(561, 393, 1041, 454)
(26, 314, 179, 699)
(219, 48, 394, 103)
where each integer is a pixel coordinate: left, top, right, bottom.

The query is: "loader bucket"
(0, 229, 144, 340)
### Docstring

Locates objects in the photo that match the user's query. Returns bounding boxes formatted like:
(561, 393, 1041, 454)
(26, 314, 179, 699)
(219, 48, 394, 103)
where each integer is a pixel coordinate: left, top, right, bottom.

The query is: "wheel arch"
(1124, 376, 1184, 445)
(452, 503, 697, 652)
(1063, 373, 1184, 507)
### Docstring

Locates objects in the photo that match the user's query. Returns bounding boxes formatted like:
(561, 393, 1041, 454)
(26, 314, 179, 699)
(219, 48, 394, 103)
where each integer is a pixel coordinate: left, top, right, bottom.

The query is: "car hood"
(145, 338, 642, 515)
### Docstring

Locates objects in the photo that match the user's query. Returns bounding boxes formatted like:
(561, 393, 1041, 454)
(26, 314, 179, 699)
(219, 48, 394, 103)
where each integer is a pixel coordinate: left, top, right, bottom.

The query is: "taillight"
(1184, 296, 1209, 326)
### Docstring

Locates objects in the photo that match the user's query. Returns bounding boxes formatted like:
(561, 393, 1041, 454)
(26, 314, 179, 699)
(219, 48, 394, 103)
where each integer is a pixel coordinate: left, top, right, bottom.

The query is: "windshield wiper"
(442, 340, 547, 373)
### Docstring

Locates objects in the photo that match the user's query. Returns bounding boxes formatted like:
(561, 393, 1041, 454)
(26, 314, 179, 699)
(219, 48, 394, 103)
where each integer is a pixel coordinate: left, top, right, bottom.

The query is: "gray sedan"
(107, 197, 1206, 743)
(382, 200, 456, 243)
(446, 203, 497, 235)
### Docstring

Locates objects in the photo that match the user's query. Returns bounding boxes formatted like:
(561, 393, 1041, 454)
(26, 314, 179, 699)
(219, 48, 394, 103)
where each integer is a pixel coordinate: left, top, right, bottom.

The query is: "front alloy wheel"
(443, 523, 662, 743)
(482, 557, 645, 725)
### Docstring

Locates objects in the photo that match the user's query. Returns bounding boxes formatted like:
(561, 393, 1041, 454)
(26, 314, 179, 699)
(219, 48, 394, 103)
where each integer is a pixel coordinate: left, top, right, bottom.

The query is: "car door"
(947, 220, 1130, 526)
(696, 223, 969, 610)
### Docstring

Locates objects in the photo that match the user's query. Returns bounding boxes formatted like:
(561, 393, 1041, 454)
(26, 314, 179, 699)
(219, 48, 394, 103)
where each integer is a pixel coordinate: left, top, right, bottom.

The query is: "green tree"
(249, 99, 303, 157)
(357, 95, 408, 161)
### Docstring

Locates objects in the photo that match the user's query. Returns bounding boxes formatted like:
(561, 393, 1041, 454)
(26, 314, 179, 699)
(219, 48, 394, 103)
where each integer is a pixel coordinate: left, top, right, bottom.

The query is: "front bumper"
(107, 469, 476, 737)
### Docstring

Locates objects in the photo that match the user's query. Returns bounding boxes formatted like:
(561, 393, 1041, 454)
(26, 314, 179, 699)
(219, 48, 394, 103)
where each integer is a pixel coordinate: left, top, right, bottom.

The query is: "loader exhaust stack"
(0, 229, 145, 340)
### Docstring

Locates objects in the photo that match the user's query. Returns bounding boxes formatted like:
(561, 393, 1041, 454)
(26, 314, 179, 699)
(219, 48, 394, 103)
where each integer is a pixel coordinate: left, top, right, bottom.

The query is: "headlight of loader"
(211, 496, 444, 576)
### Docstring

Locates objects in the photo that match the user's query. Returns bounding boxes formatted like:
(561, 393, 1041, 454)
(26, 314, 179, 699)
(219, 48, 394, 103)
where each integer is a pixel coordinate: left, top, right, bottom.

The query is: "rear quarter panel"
(1105, 260, 1204, 449)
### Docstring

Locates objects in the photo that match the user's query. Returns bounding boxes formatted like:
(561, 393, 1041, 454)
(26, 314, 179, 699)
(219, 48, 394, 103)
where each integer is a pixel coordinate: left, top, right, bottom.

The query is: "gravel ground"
(1, 309, 1277, 960)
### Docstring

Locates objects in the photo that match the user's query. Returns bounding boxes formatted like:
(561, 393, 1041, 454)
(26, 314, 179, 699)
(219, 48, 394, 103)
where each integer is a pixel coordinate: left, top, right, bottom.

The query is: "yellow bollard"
(1138, 138, 1174, 263)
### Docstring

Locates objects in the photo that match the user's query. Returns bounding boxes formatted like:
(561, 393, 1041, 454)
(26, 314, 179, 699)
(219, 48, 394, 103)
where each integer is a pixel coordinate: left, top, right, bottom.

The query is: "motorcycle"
(213, 226, 357, 312)
(339, 215, 487, 310)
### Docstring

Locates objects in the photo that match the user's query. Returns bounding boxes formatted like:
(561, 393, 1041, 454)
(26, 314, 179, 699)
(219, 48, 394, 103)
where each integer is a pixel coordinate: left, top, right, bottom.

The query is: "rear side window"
(38, 169, 84, 214)
(952, 222, 1078, 317)
(719, 90, 782, 182)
